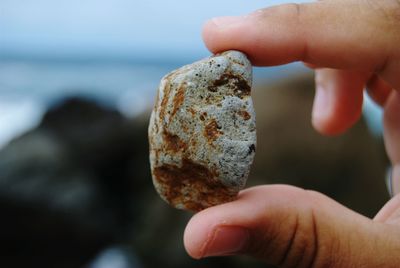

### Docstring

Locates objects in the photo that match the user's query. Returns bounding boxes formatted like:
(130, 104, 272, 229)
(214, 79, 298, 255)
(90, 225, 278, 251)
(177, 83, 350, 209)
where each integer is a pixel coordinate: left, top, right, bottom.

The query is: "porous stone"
(148, 50, 256, 211)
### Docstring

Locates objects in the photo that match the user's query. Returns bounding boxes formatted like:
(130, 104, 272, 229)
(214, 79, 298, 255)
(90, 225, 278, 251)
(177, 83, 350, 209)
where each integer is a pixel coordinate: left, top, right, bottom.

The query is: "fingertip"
(311, 80, 335, 134)
(183, 211, 210, 259)
(202, 15, 250, 55)
(184, 207, 227, 259)
(201, 19, 219, 53)
(312, 103, 363, 136)
(311, 69, 366, 136)
(311, 108, 361, 136)
(311, 73, 346, 136)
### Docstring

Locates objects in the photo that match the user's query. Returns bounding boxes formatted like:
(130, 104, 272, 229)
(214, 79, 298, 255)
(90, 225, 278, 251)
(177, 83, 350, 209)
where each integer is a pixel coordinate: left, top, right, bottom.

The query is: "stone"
(148, 50, 256, 212)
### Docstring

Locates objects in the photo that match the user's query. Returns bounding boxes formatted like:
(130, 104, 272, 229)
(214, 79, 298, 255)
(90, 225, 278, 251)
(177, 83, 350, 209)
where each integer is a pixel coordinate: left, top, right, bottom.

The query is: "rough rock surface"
(148, 50, 256, 211)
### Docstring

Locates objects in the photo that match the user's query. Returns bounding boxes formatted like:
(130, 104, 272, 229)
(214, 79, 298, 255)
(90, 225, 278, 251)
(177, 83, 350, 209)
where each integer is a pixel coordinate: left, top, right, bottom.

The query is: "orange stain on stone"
(162, 131, 186, 153)
(237, 110, 251, 120)
(153, 158, 236, 211)
(204, 119, 223, 142)
(171, 83, 186, 118)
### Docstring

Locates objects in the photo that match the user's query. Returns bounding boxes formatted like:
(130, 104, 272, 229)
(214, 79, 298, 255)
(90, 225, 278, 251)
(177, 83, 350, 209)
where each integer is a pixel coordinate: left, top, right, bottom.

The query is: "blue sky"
(1, 0, 310, 59)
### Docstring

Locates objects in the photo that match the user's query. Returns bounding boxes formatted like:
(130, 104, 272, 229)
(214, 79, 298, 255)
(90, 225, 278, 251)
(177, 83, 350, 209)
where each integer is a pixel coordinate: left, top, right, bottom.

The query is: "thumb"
(184, 185, 400, 267)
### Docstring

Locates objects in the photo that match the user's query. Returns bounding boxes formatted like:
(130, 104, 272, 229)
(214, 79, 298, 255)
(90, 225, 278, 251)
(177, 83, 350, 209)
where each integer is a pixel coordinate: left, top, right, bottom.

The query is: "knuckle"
(279, 209, 320, 268)
(257, 3, 305, 24)
(247, 209, 326, 267)
(244, 189, 350, 268)
(280, 3, 305, 23)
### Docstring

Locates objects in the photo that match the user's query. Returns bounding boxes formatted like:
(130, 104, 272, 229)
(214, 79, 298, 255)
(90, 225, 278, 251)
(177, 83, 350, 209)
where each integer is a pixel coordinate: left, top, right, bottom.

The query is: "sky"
(1, 0, 311, 60)
(1, 0, 318, 149)
(0, 0, 383, 149)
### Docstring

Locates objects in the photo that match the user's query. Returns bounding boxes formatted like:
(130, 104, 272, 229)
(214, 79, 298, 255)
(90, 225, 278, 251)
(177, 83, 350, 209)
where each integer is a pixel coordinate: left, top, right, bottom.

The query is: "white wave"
(0, 98, 45, 149)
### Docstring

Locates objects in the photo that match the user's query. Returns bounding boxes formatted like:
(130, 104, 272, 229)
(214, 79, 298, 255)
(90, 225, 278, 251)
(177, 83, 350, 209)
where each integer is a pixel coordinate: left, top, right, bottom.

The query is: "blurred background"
(0, 0, 390, 267)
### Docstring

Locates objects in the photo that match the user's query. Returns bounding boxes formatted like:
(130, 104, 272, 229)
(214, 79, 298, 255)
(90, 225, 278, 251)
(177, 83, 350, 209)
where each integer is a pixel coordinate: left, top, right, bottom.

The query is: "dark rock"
(0, 97, 143, 267)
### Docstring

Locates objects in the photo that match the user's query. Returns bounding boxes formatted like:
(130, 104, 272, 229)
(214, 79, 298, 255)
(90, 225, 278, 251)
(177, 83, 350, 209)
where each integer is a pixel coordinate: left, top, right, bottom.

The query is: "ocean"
(0, 58, 181, 148)
(0, 57, 382, 149)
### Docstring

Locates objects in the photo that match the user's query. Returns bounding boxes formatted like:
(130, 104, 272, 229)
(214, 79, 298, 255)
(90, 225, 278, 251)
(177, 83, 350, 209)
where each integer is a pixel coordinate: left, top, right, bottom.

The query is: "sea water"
(0, 58, 381, 149)
(0, 58, 180, 148)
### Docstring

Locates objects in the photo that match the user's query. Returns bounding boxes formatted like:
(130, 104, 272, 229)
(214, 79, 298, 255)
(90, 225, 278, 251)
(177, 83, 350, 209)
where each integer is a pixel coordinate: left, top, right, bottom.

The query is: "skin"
(183, 0, 400, 266)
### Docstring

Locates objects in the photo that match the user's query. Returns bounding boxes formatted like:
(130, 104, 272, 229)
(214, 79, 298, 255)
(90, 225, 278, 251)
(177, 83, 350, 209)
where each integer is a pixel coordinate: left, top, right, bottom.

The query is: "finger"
(384, 91, 400, 196)
(312, 69, 368, 135)
(202, 0, 400, 88)
(366, 74, 393, 107)
(184, 185, 400, 267)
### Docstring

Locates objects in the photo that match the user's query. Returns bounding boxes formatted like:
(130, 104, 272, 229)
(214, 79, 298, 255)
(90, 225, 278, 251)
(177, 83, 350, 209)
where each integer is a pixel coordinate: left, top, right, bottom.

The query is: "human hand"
(184, 0, 400, 266)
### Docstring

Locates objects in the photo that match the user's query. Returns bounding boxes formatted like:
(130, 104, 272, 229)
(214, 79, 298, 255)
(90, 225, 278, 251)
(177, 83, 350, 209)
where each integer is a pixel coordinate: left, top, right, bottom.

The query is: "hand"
(184, 0, 400, 266)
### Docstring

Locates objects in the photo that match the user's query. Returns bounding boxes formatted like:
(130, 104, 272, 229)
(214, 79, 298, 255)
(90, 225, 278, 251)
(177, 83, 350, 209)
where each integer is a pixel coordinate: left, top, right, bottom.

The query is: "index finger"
(202, 0, 400, 87)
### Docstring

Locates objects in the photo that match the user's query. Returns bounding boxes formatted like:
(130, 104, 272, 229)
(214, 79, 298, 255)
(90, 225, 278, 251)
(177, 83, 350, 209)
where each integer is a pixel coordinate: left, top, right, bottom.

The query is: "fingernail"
(211, 16, 245, 28)
(202, 226, 249, 257)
